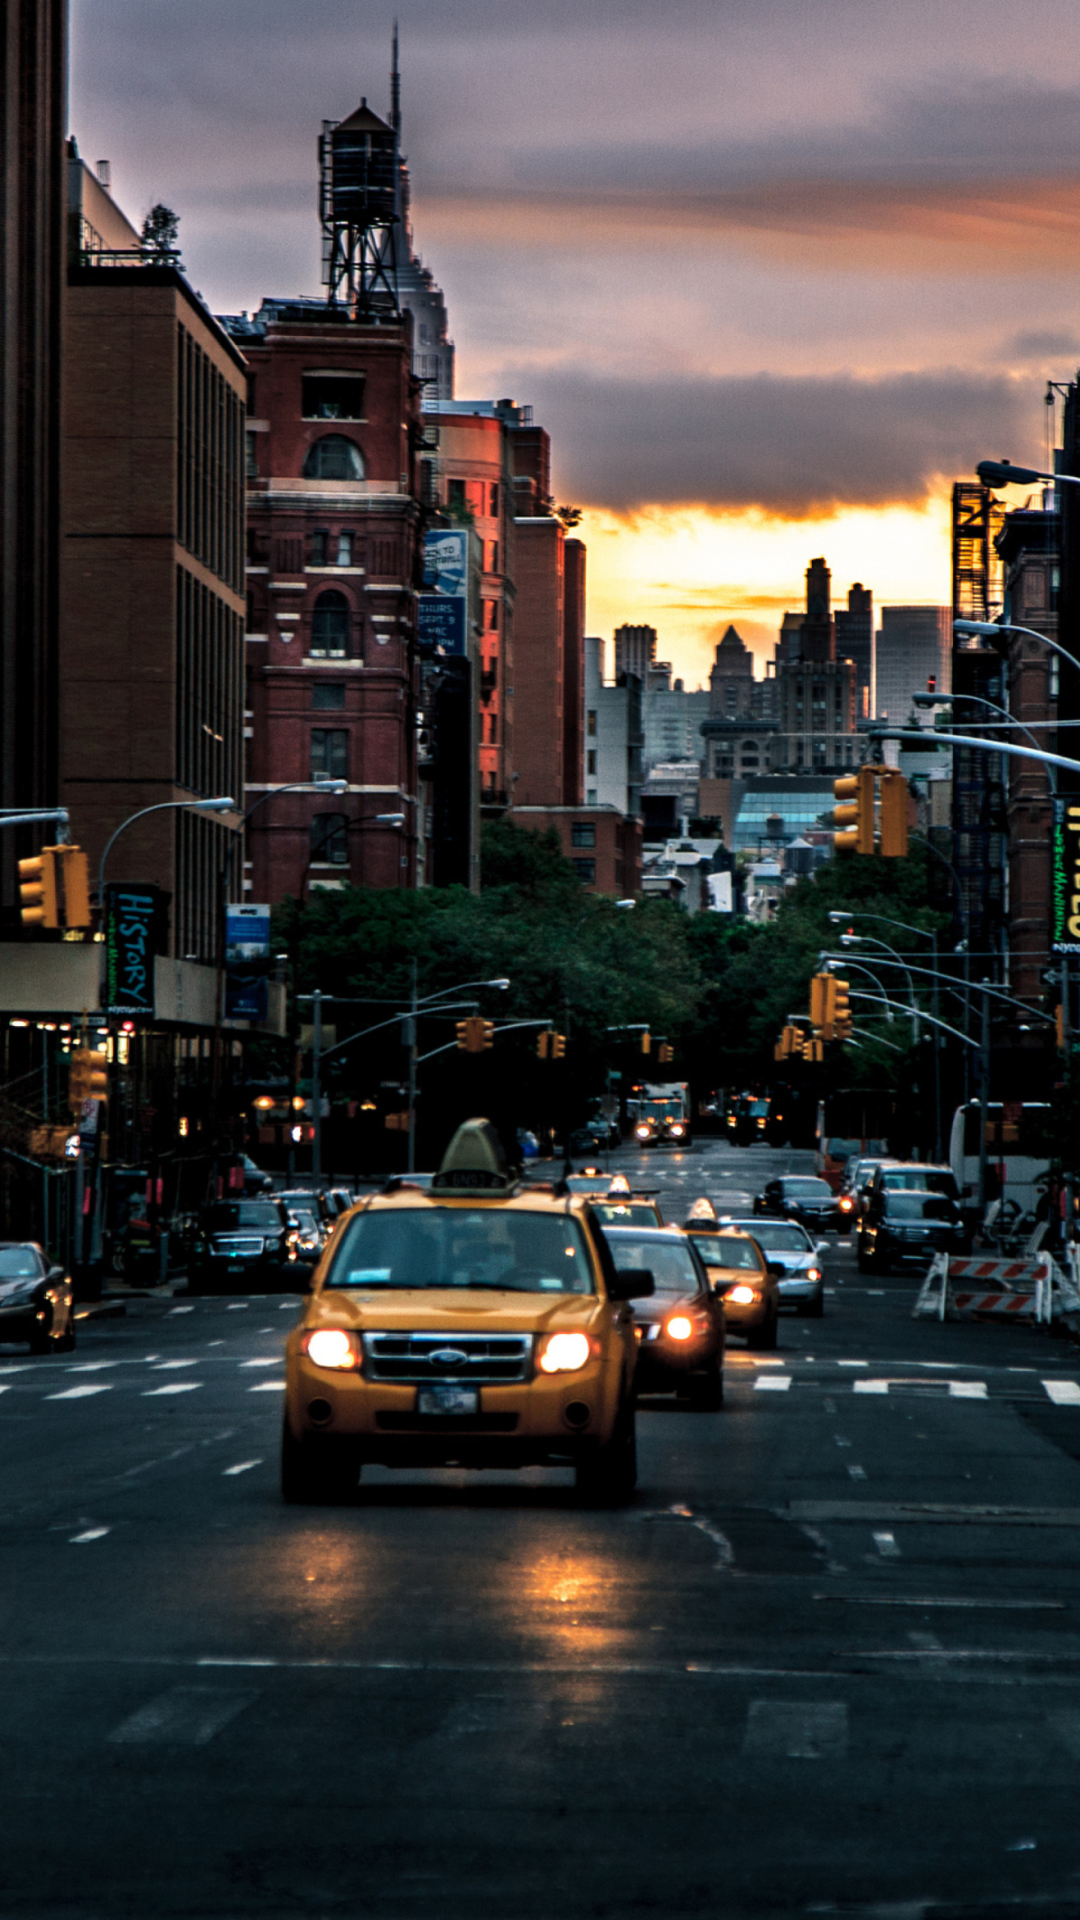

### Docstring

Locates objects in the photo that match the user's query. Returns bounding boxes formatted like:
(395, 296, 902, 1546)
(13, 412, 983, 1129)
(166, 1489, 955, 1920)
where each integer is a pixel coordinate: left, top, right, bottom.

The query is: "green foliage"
(141, 204, 180, 254)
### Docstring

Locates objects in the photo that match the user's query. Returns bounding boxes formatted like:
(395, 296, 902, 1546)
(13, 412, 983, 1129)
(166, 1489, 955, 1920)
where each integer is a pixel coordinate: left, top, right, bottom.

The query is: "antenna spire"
(391, 19, 401, 136)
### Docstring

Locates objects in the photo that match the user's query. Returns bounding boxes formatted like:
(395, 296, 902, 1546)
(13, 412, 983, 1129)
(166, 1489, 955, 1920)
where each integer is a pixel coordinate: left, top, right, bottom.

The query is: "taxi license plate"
(418, 1385, 478, 1416)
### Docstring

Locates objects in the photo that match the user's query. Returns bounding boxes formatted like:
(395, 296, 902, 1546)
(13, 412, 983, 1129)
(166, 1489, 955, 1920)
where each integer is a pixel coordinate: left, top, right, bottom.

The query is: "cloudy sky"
(71, 0, 1080, 683)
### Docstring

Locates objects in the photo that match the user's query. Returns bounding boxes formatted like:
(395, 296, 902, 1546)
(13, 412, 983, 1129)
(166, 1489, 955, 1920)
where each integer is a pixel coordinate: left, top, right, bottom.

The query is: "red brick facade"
(510, 805, 642, 898)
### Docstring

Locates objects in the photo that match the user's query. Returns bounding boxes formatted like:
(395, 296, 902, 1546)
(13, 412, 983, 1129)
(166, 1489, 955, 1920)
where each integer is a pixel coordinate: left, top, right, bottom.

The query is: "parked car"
(0, 1242, 75, 1352)
(602, 1225, 725, 1405)
(189, 1198, 295, 1291)
(720, 1215, 825, 1317)
(683, 1226, 781, 1349)
(857, 1189, 966, 1272)
(753, 1175, 838, 1233)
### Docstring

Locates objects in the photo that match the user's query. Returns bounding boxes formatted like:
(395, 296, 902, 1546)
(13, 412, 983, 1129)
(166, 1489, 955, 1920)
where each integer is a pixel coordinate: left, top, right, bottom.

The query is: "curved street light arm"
(847, 990, 979, 1050)
(879, 730, 1080, 779)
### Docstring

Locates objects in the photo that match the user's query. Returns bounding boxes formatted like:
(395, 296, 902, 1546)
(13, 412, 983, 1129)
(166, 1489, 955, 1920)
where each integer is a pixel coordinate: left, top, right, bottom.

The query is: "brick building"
(997, 503, 1059, 1008)
(510, 805, 642, 898)
(61, 153, 247, 960)
(225, 296, 422, 900)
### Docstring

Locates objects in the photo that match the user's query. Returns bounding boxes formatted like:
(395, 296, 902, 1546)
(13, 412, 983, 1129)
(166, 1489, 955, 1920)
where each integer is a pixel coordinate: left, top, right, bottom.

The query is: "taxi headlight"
(726, 1284, 757, 1306)
(305, 1328, 360, 1371)
(538, 1332, 591, 1374)
(665, 1315, 694, 1341)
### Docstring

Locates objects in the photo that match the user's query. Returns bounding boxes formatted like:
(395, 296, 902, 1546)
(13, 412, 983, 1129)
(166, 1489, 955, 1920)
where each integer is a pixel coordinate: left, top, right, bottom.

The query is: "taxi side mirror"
(610, 1268, 655, 1301)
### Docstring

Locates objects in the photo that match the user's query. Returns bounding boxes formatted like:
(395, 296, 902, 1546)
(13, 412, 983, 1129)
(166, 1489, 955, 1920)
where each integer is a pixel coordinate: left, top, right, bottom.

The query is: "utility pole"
(976, 982, 991, 1221)
(406, 957, 418, 1174)
(311, 989, 323, 1184)
(931, 930, 943, 1164)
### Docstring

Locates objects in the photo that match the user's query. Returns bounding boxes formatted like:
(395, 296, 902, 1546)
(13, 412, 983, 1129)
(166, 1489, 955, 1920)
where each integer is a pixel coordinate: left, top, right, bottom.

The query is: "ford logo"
(428, 1348, 468, 1366)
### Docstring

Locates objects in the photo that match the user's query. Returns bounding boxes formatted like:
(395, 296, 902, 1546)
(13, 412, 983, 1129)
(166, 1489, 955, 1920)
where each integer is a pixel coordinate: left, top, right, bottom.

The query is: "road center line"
(1043, 1380, 1080, 1405)
(222, 1460, 263, 1476)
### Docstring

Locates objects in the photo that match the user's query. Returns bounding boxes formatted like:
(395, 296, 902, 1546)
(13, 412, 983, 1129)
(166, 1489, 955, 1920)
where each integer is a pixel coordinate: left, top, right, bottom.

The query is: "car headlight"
(304, 1328, 361, 1371)
(669, 1123, 685, 1137)
(665, 1315, 694, 1341)
(807, 1266, 821, 1281)
(838, 1196, 854, 1212)
(726, 1284, 757, 1306)
(635, 1125, 650, 1140)
(537, 1331, 592, 1373)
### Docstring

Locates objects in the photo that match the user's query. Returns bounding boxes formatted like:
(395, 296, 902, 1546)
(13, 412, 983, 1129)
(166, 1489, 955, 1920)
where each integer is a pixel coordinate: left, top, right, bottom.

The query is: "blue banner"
(225, 904, 271, 1022)
(417, 594, 467, 657)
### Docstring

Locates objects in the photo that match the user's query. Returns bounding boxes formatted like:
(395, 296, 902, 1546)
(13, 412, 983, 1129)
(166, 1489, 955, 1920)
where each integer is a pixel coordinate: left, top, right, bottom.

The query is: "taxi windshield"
(325, 1207, 595, 1294)
(690, 1233, 761, 1271)
(591, 1202, 660, 1225)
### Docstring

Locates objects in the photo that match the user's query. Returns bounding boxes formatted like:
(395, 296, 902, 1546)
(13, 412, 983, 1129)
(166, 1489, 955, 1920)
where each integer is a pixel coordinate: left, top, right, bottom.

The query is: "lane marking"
(0, 1384, 10, 1395)
(754, 1376, 791, 1393)
(222, 1460, 263, 1476)
(1043, 1380, 1080, 1406)
(46, 1384, 113, 1401)
(853, 1379, 890, 1395)
(837, 1360, 868, 1368)
(812, 1594, 1064, 1609)
(65, 1361, 117, 1372)
(107, 1685, 257, 1747)
(226, 1304, 249, 1311)
(949, 1381, 988, 1399)
(743, 1700, 848, 1760)
(792, 1500, 1080, 1526)
(142, 1383, 202, 1397)
(150, 1360, 198, 1371)
(249, 1381, 285, 1392)
(240, 1358, 281, 1369)
(70, 1526, 110, 1544)
(847, 1465, 866, 1481)
(872, 1530, 901, 1558)
(0, 1365, 32, 1375)
(167, 1306, 195, 1316)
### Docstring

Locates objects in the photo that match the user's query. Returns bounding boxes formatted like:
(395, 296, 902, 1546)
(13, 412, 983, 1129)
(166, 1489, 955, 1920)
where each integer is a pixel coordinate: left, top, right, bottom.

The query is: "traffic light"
(18, 849, 59, 927)
(833, 768, 875, 855)
(657, 1042, 674, 1064)
(57, 848, 92, 928)
(551, 1032, 566, 1059)
(810, 973, 831, 1027)
(802, 1036, 824, 1063)
(831, 979, 852, 1039)
(537, 1030, 551, 1059)
(68, 1047, 108, 1113)
(640, 1032, 651, 1055)
(778, 1024, 802, 1057)
(878, 770, 909, 858)
(458, 1017, 495, 1054)
(1057, 1004, 1066, 1051)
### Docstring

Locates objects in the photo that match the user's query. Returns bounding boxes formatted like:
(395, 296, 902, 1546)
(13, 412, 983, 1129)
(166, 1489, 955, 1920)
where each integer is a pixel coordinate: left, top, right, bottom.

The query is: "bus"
(948, 1102, 1051, 1222)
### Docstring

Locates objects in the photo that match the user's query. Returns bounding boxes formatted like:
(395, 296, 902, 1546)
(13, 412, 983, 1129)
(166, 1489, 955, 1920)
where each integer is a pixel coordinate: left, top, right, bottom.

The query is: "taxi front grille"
(362, 1332, 531, 1383)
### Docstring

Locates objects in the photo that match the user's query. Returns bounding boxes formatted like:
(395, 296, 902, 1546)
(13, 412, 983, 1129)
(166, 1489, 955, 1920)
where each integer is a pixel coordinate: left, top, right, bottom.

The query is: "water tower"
(319, 99, 400, 316)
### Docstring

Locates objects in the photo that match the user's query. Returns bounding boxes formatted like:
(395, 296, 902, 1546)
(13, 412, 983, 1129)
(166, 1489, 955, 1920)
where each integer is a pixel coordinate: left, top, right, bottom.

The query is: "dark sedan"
(753, 1175, 838, 1232)
(603, 1226, 724, 1407)
(0, 1242, 75, 1353)
(857, 1191, 966, 1272)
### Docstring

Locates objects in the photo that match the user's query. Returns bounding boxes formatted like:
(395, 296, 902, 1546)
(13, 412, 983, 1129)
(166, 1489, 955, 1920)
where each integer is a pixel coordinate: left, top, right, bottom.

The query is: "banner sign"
(417, 594, 466, 656)
(225, 903, 271, 1022)
(418, 529, 469, 657)
(105, 884, 162, 1017)
(1052, 799, 1080, 954)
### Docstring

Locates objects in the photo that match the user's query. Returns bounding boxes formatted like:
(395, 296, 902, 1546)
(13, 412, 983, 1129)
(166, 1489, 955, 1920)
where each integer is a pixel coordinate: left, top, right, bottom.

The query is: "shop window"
(310, 589, 349, 658)
(302, 435, 364, 480)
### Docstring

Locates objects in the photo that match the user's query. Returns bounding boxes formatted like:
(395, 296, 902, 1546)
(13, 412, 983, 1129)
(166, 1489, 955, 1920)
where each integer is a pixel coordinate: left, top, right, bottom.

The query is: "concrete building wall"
(583, 637, 642, 816)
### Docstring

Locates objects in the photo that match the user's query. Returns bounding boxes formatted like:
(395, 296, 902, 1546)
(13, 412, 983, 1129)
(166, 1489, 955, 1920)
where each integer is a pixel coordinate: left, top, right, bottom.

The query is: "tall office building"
(770, 557, 858, 774)
(0, 1, 67, 928)
(874, 606, 951, 720)
(835, 582, 873, 718)
(614, 624, 658, 682)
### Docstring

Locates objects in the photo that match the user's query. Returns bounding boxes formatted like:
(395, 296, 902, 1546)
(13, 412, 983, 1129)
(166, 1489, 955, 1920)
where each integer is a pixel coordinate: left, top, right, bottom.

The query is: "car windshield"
(784, 1179, 832, 1197)
(730, 1221, 811, 1252)
(881, 1170, 956, 1194)
(690, 1233, 761, 1271)
(0, 1246, 41, 1277)
(325, 1207, 595, 1293)
(206, 1203, 282, 1231)
(592, 1202, 660, 1226)
(750, 1101, 769, 1116)
(605, 1234, 701, 1295)
(885, 1195, 956, 1221)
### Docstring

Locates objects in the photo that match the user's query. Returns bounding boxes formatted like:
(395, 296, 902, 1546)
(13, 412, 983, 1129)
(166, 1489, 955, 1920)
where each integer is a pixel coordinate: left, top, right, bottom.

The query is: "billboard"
(418, 528, 470, 657)
(1052, 799, 1080, 955)
(225, 903, 271, 1021)
(105, 884, 165, 1018)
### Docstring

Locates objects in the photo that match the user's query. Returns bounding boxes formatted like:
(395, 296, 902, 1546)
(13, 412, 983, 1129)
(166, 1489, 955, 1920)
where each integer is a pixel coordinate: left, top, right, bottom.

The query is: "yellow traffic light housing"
(58, 847, 92, 928)
(456, 1021, 469, 1050)
(19, 849, 59, 927)
(657, 1041, 674, 1064)
(831, 979, 852, 1038)
(878, 770, 909, 858)
(833, 768, 875, 855)
(537, 1030, 551, 1059)
(810, 973, 831, 1027)
(552, 1032, 566, 1059)
(640, 1032, 651, 1055)
(458, 1017, 495, 1054)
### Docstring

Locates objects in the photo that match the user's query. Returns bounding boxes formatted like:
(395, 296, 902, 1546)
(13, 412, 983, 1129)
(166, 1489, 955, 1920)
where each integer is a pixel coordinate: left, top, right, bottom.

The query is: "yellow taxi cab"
(683, 1200, 779, 1350)
(282, 1120, 653, 1505)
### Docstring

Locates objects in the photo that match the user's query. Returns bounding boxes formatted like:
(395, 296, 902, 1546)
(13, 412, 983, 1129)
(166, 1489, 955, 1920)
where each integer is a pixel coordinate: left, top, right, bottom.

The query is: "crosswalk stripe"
(46, 1384, 113, 1401)
(142, 1383, 202, 1397)
(107, 1685, 256, 1746)
(754, 1375, 791, 1393)
(1043, 1380, 1080, 1406)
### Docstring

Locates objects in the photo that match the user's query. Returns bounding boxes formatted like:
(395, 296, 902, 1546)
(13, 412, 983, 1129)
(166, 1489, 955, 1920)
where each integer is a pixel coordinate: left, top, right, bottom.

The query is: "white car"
(720, 1216, 825, 1317)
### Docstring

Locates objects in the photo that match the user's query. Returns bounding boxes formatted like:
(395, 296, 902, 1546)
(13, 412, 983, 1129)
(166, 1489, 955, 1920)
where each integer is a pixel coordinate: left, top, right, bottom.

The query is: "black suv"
(190, 1198, 294, 1291)
(858, 1189, 965, 1272)
(753, 1175, 838, 1232)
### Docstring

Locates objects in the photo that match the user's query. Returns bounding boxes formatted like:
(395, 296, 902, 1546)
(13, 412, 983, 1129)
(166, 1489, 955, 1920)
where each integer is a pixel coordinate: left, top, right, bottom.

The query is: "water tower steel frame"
(319, 101, 401, 318)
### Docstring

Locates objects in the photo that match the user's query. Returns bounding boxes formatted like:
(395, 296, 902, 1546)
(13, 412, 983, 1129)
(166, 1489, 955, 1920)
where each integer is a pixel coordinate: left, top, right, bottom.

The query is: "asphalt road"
(6, 1137, 1080, 1919)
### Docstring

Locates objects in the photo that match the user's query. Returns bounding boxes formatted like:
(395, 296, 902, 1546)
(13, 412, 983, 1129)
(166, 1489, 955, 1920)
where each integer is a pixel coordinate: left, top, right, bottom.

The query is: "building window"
(311, 730, 348, 781)
(420, 459, 437, 506)
(487, 599, 498, 631)
(336, 530, 353, 566)
(587, 710, 597, 736)
(311, 528, 328, 567)
(586, 789, 597, 805)
(312, 682, 345, 711)
(586, 750, 597, 776)
(447, 477, 467, 512)
(310, 813, 349, 864)
(572, 858, 596, 883)
(310, 589, 349, 658)
(302, 374, 365, 420)
(490, 541, 499, 574)
(302, 435, 365, 481)
(489, 483, 499, 517)
(572, 822, 596, 848)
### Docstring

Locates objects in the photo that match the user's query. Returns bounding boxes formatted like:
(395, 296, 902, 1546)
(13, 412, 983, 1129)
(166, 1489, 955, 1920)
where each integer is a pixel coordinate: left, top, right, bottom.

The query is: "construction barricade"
(913, 1252, 1080, 1325)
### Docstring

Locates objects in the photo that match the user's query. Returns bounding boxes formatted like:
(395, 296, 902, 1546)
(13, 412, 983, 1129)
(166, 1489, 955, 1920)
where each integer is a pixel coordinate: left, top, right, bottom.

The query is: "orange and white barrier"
(913, 1253, 1078, 1324)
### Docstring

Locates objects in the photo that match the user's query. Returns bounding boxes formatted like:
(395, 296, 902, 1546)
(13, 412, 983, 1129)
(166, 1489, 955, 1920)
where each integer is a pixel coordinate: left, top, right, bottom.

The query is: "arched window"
(310, 814, 349, 866)
(302, 435, 365, 481)
(311, 590, 349, 658)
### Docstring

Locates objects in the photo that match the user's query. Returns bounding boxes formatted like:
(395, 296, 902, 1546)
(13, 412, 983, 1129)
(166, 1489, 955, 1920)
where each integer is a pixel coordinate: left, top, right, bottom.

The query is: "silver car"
(720, 1216, 825, 1317)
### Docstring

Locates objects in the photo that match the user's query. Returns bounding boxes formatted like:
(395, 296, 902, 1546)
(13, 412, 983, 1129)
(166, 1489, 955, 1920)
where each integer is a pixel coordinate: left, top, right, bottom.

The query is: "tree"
(141, 204, 180, 255)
